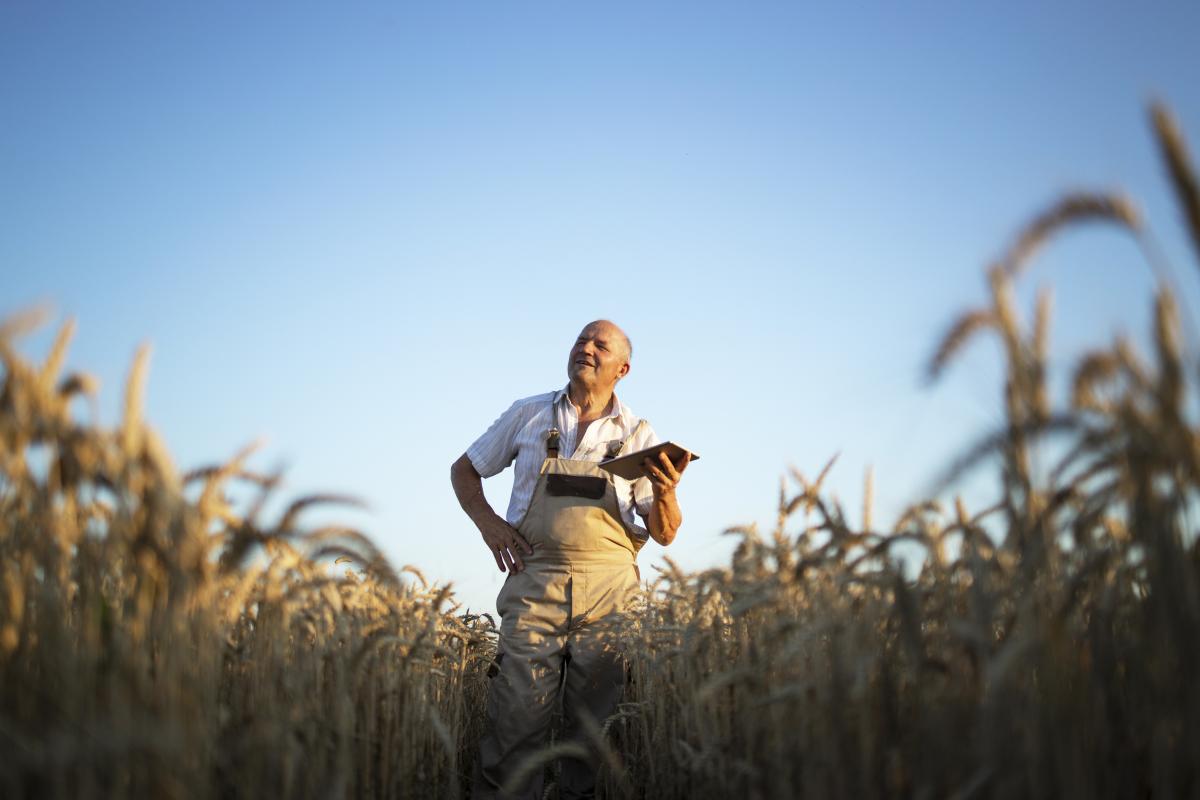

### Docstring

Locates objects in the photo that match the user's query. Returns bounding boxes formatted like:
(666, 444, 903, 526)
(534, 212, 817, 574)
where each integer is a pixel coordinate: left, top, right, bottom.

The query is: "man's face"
(567, 322, 630, 392)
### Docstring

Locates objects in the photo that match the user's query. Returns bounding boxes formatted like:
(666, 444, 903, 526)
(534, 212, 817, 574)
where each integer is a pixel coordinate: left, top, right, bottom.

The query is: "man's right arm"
(451, 453, 532, 573)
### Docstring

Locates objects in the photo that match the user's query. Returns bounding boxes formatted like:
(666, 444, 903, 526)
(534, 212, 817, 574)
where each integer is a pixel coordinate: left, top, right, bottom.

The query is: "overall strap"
(545, 395, 560, 458)
(605, 418, 647, 459)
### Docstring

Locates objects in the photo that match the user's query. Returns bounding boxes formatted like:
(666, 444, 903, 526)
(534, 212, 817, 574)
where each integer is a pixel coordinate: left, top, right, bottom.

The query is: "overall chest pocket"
(546, 474, 607, 500)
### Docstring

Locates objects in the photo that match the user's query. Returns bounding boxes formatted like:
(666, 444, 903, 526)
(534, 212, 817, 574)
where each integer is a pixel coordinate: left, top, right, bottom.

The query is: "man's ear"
(618, 362, 630, 379)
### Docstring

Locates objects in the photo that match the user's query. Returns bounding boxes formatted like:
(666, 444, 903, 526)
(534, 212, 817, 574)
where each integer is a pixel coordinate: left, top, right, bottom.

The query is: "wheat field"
(3, 103, 1199, 798)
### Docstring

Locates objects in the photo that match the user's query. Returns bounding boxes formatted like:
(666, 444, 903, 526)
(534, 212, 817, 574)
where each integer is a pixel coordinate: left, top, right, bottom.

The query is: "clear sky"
(4, 2, 1199, 613)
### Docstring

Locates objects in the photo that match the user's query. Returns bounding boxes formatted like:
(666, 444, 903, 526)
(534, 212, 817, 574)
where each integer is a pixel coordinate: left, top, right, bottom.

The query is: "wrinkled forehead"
(576, 322, 619, 341)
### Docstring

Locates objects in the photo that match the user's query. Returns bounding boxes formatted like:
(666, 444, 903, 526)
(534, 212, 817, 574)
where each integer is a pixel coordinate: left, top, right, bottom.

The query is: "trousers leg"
(474, 569, 569, 800)
(558, 568, 635, 800)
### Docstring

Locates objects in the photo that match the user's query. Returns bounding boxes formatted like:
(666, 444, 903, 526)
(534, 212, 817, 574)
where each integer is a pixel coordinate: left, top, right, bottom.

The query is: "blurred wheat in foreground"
(4, 103, 1200, 799)
(0, 314, 496, 798)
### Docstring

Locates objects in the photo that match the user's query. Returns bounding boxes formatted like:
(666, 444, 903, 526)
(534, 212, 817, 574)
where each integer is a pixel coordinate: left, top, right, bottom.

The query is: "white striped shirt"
(466, 387, 660, 541)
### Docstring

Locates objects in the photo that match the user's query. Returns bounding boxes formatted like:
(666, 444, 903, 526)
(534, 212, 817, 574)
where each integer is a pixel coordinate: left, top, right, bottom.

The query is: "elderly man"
(451, 319, 689, 799)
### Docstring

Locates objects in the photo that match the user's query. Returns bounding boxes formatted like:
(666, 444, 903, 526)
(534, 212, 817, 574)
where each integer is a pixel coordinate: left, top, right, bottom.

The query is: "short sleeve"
(631, 422, 661, 517)
(465, 401, 525, 479)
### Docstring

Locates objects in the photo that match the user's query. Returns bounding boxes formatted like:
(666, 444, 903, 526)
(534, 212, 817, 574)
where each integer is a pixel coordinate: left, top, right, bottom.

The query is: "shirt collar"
(554, 385, 624, 421)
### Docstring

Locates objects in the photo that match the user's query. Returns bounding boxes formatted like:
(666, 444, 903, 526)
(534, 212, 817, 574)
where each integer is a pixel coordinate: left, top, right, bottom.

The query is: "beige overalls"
(474, 415, 646, 800)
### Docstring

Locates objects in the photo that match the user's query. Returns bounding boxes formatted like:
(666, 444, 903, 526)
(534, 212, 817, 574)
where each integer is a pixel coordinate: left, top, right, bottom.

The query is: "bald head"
(581, 319, 632, 361)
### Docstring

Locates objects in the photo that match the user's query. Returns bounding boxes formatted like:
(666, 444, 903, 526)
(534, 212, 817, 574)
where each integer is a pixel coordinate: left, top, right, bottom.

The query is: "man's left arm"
(640, 451, 690, 546)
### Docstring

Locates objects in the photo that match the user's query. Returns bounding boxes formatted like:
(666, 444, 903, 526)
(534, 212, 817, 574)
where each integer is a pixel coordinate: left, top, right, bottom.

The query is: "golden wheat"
(4, 101, 1200, 799)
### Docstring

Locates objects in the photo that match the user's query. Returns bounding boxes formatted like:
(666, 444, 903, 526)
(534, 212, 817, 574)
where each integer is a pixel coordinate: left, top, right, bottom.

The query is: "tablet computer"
(599, 441, 698, 481)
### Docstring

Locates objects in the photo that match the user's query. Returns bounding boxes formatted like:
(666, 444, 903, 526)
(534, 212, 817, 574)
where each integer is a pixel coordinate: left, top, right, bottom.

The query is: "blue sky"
(4, 2, 1199, 613)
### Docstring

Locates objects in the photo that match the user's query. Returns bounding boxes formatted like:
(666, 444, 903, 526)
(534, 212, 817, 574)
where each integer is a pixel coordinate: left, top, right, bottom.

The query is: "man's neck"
(566, 381, 614, 423)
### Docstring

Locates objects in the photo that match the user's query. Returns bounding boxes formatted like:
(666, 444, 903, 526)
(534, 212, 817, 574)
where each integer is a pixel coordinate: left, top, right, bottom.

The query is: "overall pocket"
(545, 473, 606, 500)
